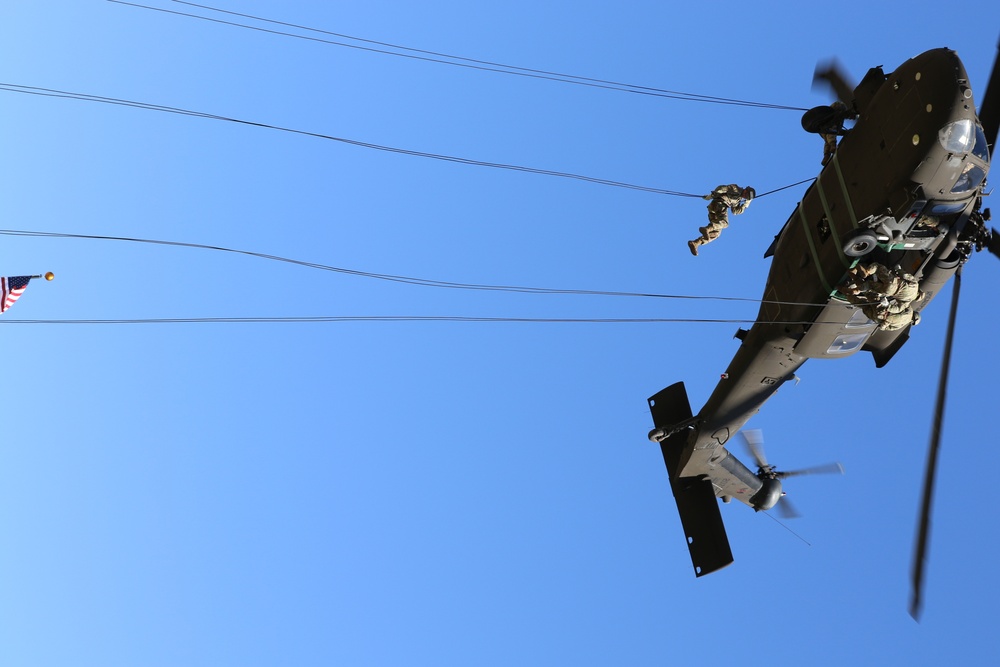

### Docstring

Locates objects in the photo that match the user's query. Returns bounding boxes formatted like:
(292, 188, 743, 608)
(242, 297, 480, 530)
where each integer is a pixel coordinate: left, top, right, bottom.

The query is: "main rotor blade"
(813, 59, 856, 106)
(910, 269, 963, 621)
(988, 228, 1000, 260)
(741, 429, 768, 469)
(777, 462, 845, 478)
(977, 37, 1000, 159)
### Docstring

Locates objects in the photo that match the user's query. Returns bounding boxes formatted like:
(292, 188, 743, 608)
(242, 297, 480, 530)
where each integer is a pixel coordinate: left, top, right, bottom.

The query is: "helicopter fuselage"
(648, 47, 991, 576)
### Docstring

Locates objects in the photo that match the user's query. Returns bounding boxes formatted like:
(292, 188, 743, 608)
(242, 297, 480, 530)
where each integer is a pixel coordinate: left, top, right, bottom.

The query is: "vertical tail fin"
(648, 383, 734, 576)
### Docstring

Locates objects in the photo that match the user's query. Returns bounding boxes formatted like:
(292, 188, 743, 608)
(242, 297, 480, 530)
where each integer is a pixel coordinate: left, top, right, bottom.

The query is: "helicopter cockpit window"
(972, 124, 990, 163)
(951, 162, 986, 194)
(928, 201, 966, 215)
(938, 119, 975, 154)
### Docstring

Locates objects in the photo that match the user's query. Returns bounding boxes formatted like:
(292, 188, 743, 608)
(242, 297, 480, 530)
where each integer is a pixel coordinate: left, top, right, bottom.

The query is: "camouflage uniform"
(688, 184, 754, 255)
(862, 303, 920, 331)
(821, 133, 838, 166)
(819, 101, 856, 166)
(844, 262, 923, 330)
(854, 263, 921, 305)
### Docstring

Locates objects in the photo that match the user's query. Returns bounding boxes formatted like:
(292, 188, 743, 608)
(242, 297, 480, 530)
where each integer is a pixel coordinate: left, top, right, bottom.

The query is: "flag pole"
(28, 272, 55, 281)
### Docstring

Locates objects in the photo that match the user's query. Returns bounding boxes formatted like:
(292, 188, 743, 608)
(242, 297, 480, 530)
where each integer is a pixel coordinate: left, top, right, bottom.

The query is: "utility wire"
(109, 0, 807, 112)
(0, 228, 834, 308)
(0, 316, 852, 326)
(0, 82, 813, 199)
(0, 83, 701, 197)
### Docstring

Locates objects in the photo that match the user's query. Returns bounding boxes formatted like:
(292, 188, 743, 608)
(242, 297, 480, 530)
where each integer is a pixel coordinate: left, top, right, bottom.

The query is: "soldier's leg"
(822, 133, 837, 165)
(885, 298, 916, 315)
(880, 308, 912, 331)
(703, 208, 728, 241)
(689, 224, 721, 255)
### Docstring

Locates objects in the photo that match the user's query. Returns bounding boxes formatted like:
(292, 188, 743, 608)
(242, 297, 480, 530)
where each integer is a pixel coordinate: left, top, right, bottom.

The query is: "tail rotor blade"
(910, 268, 963, 620)
(776, 496, 802, 520)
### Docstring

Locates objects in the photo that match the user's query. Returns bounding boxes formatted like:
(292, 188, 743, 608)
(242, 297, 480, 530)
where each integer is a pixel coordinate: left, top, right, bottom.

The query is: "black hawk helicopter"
(645, 45, 1000, 618)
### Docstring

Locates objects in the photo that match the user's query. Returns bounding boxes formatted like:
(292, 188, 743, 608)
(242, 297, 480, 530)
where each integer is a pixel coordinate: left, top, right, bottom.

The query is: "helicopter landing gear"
(843, 230, 879, 257)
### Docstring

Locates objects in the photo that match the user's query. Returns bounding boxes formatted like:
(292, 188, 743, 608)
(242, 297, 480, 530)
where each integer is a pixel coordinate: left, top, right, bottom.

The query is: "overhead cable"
(108, 0, 807, 112)
(0, 83, 700, 197)
(0, 316, 853, 326)
(0, 83, 812, 199)
(0, 228, 832, 308)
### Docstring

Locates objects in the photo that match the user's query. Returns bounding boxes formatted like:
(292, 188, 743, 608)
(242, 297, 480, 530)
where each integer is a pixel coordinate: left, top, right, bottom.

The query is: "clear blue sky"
(1, 1, 998, 665)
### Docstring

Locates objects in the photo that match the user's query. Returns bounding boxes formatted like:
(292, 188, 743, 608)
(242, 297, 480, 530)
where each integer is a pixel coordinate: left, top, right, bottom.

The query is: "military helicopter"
(645, 45, 1000, 618)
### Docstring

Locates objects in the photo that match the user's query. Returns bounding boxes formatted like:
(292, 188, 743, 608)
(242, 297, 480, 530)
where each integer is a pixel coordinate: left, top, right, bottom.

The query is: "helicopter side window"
(927, 201, 966, 215)
(937, 119, 975, 154)
(972, 125, 990, 163)
(816, 216, 831, 243)
(845, 308, 873, 329)
(951, 162, 986, 194)
(827, 332, 869, 354)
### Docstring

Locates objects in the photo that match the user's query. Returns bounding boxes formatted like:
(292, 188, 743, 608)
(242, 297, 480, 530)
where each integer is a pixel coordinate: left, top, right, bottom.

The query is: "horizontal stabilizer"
(670, 475, 734, 577)
(648, 382, 694, 433)
(648, 383, 734, 577)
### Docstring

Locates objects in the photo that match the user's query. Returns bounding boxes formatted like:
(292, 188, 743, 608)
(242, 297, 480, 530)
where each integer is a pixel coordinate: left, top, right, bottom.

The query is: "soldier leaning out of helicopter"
(688, 184, 756, 256)
(801, 101, 858, 166)
(837, 262, 923, 331)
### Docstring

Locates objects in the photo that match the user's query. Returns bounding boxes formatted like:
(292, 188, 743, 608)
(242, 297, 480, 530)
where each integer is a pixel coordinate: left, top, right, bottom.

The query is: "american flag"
(1, 275, 32, 313)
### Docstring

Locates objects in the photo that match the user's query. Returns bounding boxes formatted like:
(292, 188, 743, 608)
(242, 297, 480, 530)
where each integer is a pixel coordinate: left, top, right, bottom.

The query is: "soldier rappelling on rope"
(688, 184, 755, 256)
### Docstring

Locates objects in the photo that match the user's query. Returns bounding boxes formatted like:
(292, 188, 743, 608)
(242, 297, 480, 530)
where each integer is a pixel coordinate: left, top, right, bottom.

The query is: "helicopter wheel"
(843, 230, 879, 257)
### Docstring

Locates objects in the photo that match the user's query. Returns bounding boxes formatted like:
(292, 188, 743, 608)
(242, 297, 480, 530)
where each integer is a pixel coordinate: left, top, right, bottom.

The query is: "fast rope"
(0, 83, 812, 199)
(0, 83, 699, 198)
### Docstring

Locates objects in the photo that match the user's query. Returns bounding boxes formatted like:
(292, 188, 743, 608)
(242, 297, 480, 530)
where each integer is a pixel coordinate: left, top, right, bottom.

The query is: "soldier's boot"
(688, 239, 700, 256)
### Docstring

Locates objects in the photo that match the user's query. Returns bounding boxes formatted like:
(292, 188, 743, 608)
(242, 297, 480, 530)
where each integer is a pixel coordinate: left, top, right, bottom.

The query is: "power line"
(0, 82, 815, 198)
(0, 83, 702, 197)
(0, 228, 833, 308)
(0, 316, 848, 326)
(109, 0, 807, 112)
